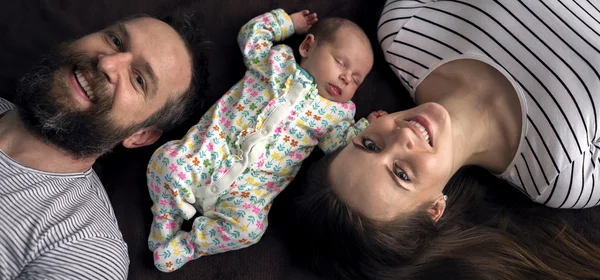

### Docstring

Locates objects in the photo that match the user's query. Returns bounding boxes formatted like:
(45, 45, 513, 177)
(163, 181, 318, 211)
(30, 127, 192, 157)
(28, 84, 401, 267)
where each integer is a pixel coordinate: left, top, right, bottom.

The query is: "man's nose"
(97, 52, 133, 84)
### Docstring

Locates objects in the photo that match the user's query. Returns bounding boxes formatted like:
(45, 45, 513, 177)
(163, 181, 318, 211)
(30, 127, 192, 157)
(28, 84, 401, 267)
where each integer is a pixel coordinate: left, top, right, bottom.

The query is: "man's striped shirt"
(0, 97, 129, 279)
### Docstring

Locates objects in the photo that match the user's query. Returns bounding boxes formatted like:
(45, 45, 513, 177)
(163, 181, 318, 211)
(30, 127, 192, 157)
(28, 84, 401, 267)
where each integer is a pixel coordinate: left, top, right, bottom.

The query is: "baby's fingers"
(306, 12, 318, 25)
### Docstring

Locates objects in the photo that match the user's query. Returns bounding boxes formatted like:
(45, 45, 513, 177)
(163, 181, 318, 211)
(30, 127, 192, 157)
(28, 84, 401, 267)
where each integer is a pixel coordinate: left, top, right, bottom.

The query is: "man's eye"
(362, 138, 380, 152)
(394, 163, 411, 182)
(135, 74, 144, 86)
(110, 34, 122, 49)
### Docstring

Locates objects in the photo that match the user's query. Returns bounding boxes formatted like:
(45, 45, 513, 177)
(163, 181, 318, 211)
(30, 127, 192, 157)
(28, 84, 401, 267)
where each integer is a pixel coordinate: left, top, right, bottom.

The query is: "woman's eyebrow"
(352, 139, 414, 190)
(386, 166, 411, 191)
(352, 140, 366, 151)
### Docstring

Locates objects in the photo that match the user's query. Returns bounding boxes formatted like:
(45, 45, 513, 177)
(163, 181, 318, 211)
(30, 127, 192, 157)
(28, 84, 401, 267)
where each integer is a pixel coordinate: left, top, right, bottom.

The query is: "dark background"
(1, 0, 599, 279)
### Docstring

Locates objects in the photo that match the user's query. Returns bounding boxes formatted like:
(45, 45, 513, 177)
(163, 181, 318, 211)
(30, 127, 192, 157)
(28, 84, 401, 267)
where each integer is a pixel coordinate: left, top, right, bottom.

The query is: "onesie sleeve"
(318, 102, 369, 154)
(237, 9, 295, 69)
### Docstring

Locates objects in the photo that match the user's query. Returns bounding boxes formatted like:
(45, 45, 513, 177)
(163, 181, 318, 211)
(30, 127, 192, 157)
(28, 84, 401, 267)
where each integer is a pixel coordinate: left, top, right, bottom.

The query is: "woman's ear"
(427, 195, 447, 223)
(122, 126, 163, 148)
(299, 34, 316, 58)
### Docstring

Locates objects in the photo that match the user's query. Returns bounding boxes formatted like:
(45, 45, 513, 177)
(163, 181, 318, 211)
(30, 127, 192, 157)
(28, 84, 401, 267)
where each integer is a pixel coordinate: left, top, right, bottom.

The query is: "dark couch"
(2, 0, 600, 279)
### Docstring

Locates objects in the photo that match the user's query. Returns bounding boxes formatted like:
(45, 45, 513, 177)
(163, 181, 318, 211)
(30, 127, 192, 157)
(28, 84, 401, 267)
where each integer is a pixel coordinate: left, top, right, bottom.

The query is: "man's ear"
(122, 126, 163, 149)
(427, 195, 447, 223)
(299, 34, 316, 58)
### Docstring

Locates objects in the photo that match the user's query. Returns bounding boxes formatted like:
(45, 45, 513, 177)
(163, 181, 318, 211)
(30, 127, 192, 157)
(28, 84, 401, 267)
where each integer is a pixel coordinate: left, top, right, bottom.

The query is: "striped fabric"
(0, 98, 129, 279)
(378, 0, 600, 208)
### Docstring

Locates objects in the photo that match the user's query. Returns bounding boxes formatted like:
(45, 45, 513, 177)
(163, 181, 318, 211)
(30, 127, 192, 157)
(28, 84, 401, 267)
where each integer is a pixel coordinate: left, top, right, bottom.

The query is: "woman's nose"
(392, 126, 416, 151)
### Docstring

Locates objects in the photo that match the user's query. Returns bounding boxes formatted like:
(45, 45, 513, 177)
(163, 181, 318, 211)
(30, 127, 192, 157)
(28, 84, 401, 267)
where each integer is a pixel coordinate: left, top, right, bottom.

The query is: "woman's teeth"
(409, 120, 430, 145)
(74, 69, 95, 101)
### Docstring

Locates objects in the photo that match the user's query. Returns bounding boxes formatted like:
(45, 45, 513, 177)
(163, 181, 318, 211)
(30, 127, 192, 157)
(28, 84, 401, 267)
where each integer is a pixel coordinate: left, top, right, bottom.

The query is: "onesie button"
(287, 101, 293, 106)
(261, 130, 268, 136)
(211, 186, 218, 193)
(233, 154, 243, 161)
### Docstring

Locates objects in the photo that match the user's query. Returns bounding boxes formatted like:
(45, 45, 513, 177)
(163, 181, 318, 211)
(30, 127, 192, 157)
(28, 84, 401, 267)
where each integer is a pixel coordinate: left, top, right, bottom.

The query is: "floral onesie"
(147, 9, 369, 272)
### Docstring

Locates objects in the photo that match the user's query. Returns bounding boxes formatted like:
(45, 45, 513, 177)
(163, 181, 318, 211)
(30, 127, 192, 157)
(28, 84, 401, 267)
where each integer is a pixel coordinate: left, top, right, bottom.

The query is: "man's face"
(15, 17, 192, 158)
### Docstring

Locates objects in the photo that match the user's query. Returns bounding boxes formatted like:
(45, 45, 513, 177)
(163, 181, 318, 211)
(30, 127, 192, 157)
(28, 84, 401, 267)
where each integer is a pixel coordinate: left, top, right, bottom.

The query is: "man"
(0, 12, 207, 279)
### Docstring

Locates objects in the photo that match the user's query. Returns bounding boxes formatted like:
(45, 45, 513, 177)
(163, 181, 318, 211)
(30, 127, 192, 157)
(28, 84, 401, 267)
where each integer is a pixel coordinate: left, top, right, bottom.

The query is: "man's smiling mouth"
(74, 68, 96, 102)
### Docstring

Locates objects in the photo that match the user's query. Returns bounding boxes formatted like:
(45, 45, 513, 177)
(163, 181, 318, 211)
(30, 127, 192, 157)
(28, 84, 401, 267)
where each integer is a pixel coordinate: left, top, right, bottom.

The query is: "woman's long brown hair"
(294, 152, 600, 280)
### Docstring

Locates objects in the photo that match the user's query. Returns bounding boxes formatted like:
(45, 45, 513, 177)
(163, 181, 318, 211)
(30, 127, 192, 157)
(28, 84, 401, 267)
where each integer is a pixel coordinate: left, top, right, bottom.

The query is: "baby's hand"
(290, 10, 318, 35)
(367, 110, 388, 123)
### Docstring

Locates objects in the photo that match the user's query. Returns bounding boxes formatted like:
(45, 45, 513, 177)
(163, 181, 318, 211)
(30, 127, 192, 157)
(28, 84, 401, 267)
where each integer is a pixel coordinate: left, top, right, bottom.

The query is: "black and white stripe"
(0, 98, 128, 279)
(378, 0, 600, 209)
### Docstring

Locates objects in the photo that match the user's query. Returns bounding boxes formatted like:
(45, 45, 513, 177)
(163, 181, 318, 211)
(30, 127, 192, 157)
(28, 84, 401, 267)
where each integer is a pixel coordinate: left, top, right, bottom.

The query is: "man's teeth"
(74, 69, 95, 101)
(409, 120, 430, 144)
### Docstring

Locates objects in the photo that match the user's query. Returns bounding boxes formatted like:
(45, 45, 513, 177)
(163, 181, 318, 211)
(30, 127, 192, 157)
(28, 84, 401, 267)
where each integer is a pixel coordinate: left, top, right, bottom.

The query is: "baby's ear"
(299, 34, 316, 58)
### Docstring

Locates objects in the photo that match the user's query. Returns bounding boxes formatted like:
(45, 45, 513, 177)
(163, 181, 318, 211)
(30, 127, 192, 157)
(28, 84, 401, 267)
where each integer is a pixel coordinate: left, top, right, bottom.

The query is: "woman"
(295, 0, 600, 279)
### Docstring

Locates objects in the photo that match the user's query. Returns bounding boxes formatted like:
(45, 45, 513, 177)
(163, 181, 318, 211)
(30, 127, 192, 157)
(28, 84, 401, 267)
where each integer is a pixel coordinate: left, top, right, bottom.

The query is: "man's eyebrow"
(143, 62, 159, 97)
(116, 22, 159, 97)
(116, 23, 131, 46)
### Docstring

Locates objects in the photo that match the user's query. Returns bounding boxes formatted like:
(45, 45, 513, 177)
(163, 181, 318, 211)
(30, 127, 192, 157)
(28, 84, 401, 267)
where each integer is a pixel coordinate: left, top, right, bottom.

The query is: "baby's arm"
(318, 106, 388, 153)
(318, 103, 369, 153)
(237, 9, 296, 68)
(152, 186, 274, 272)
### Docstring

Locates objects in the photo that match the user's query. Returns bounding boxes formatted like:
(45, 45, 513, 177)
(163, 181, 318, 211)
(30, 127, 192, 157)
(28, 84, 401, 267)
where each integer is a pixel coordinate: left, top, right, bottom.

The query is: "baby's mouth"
(327, 84, 342, 97)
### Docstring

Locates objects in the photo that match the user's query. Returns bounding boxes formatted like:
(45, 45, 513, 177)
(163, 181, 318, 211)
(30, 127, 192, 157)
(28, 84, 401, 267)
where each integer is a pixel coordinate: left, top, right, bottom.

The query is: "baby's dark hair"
(307, 17, 369, 45)
(293, 150, 600, 280)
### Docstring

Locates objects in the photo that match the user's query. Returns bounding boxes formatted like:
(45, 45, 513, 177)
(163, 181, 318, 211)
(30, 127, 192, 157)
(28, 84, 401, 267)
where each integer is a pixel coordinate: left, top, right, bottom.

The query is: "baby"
(147, 9, 378, 272)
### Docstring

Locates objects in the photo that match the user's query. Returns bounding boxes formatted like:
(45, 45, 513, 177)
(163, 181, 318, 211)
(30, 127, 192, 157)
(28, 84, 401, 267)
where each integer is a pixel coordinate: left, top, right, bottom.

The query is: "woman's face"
(329, 102, 456, 221)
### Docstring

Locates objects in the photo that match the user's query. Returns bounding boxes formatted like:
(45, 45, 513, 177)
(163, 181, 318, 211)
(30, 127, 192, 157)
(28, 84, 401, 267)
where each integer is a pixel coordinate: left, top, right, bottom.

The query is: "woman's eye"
(135, 74, 144, 87)
(394, 164, 411, 182)
(362, 138, 380, 152)
(110, 35, 122, 49)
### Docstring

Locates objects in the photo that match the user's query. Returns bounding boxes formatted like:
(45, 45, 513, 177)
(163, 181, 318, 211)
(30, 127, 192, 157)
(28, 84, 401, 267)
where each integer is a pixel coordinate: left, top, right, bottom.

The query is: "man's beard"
(14, 42, 144, 159)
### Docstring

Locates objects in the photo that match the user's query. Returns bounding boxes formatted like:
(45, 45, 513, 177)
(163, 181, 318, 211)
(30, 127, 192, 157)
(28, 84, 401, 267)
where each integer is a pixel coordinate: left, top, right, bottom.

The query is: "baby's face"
(300, 27, 373, 103)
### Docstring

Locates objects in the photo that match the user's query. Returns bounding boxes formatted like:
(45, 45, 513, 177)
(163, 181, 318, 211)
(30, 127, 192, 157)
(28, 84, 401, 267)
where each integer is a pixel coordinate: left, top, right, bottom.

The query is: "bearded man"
(0, 12, 207, 279)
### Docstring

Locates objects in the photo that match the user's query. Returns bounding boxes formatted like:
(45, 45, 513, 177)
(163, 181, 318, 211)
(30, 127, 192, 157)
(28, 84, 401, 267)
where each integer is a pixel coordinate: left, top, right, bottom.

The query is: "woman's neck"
(0, 110, 96, 173)
(415, 59, 522, 174)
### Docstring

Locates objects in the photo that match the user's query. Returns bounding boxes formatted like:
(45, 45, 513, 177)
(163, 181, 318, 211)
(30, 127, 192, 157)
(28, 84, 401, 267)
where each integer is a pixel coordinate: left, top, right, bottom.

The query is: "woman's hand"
(290, 10, 318, 35)
(367, 110, 388, 123)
